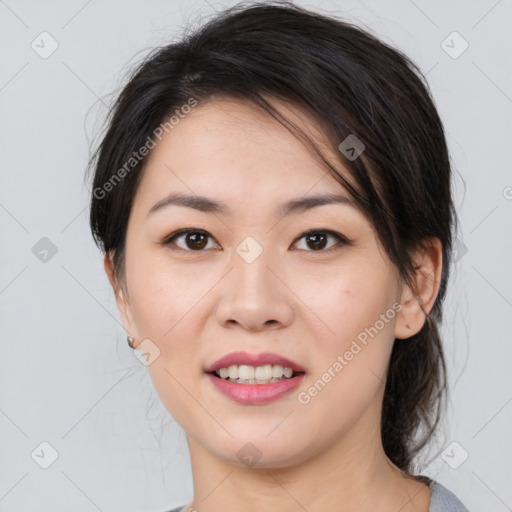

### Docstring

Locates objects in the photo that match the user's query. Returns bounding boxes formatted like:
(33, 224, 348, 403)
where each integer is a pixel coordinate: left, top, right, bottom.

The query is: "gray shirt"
(165, 476, 469, 512)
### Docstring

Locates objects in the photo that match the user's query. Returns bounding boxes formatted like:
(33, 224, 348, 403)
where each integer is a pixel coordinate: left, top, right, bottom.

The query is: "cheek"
(128, 263, 207, 422)
(298, 265, 397, 405)
(300, 260, 397, 345)
(126, 253, 207, 340)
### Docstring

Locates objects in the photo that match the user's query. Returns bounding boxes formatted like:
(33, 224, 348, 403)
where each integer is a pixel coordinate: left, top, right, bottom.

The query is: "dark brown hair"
(87, 1, 457, 476)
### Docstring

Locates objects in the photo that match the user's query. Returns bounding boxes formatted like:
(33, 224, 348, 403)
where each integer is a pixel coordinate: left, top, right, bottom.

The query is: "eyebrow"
(147, 192, 356, 218)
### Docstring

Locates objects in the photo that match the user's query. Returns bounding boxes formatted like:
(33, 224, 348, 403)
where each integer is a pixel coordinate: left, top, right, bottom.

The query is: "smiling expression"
(108, 96, 409, 468)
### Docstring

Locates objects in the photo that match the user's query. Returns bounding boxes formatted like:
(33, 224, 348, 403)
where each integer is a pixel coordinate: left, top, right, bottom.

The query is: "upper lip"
(204, 351, 306, 373)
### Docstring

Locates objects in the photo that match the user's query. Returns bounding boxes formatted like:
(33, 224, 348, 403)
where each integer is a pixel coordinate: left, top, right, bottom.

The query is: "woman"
(88, 2, 469, 511)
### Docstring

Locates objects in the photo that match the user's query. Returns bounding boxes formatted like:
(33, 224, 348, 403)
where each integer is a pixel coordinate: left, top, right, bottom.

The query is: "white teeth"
(239, 365, 256, 380)
(272, 365, 285, 378)
(218, 367, 229, 379)
(214, 364, 297, 382)
(225, 377, 284, 385)
(283, 367, 293, 378)
(255, 364, 272, 380)
(227, 365, 238, 379)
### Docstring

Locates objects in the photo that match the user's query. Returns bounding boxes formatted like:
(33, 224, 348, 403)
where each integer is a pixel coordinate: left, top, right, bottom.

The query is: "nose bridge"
(232, 234, 277, 299)
(215, 235, 294, 330)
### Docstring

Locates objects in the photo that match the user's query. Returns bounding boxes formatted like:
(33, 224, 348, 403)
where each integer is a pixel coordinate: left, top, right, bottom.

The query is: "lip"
(206, 372, 306, 404)
(204, 351, 306, 373)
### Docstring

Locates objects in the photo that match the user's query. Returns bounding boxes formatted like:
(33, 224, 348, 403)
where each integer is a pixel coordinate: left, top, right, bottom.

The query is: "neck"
(182, 402, 430, 512)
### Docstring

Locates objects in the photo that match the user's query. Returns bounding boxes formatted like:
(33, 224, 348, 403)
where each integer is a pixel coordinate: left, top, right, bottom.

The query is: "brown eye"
(162, 228, 349, 253)
(305, 233, 328, 250)
(162, 229, 218, 251)
(184, 232, 208, 250)
(293, 230, 347, 252)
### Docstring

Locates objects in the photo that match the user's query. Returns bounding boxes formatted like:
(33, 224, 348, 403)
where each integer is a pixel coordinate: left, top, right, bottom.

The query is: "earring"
(127, 336, 135, 349)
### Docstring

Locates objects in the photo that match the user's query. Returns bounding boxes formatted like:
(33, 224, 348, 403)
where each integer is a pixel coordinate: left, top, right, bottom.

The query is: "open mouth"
(206, 364, 306, 385)
(205, 361, 307, 404)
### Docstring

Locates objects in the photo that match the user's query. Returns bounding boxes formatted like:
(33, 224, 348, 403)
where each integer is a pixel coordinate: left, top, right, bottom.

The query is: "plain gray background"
(1, 0, 511, 510)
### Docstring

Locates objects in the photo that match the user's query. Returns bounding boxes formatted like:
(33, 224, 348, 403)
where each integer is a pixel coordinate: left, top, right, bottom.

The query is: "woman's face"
(110, 96, 408, 468)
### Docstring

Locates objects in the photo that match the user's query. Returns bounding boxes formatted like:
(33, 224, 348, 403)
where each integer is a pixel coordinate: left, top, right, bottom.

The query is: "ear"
(394, 238, 443, 340)
(104, 252, 141, 348)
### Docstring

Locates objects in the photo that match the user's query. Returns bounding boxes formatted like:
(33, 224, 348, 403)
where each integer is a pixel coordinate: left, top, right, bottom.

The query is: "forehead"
(133, 96, 355, 214)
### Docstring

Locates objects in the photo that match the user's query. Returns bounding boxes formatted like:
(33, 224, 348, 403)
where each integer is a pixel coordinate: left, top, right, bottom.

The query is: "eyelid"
(160, 228, 220, 250)
(160, 228, 352, 252)
(291, 229, 351, 251)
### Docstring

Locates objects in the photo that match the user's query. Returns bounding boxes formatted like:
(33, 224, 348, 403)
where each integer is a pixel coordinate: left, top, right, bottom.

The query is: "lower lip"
(206, 373, 305, 404)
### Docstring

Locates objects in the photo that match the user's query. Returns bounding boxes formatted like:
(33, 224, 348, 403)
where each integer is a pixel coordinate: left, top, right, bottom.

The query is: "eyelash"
(159, 228, 352, 253)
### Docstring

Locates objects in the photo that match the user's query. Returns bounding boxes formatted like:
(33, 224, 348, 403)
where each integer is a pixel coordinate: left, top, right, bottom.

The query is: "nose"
(214, 248, 294, 332)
